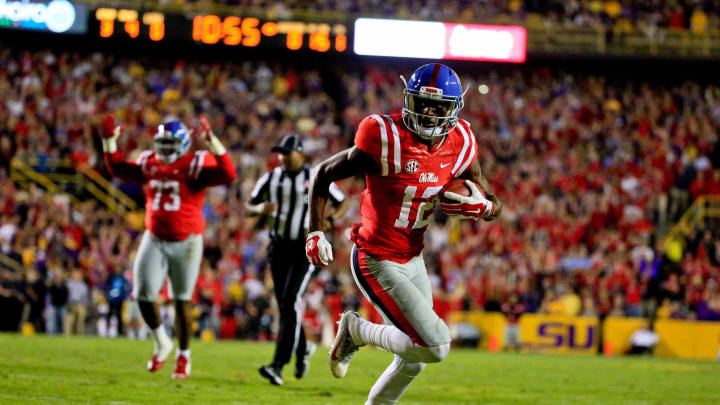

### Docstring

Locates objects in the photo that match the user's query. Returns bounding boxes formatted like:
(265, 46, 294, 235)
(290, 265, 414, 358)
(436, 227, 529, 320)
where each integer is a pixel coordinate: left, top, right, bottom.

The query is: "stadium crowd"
(148, 0, 720, 34)
(1, 49, 720, 344)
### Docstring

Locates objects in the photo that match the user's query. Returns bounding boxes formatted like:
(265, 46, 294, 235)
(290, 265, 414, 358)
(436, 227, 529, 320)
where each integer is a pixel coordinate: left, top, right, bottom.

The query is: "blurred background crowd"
(137, 0, 720, 35)
(0, 45, 719, 344)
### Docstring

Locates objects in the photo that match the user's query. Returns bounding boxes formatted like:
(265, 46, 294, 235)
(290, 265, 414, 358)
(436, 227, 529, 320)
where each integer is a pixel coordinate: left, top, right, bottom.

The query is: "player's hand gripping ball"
(440, 179, 495, 220)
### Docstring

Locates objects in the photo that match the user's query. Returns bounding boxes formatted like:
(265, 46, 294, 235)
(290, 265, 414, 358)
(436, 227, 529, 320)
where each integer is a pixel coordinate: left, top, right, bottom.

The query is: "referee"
(246, 135, 348, 386)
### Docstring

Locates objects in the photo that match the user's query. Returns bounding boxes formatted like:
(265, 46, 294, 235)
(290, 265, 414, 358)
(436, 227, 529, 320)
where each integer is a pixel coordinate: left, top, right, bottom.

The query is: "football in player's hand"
(440, 179, 482, 204)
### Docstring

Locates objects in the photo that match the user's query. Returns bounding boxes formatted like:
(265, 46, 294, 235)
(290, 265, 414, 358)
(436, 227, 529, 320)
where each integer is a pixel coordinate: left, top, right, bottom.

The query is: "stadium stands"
(0, 48, 719, 340)
(90, 0, 720, 33)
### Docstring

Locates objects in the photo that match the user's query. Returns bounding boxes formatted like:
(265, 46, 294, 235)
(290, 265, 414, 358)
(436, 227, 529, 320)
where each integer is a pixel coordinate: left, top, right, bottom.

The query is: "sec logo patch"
(405, 159, 419, 174)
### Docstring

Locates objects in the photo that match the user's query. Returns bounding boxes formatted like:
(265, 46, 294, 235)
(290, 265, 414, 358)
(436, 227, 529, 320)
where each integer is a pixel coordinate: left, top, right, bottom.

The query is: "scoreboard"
(95, 8, 166, 41)
(92, 7, 348, 54)
(0, 4, 525, 62)
(191, 15, 347, 53)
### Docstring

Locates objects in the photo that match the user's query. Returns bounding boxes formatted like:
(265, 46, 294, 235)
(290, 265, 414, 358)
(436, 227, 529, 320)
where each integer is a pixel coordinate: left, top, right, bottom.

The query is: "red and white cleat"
(329, 311, 364, 378)
(147, 336, 173, 373)
(171, 354, 191, 379)
(147, 355, 166, 372)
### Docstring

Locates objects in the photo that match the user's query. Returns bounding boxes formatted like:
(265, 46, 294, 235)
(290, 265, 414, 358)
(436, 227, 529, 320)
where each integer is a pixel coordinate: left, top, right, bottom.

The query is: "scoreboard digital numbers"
(93, 7, 348, 54)
(95, 8, 166, 41)
(191, 15, 347, 53)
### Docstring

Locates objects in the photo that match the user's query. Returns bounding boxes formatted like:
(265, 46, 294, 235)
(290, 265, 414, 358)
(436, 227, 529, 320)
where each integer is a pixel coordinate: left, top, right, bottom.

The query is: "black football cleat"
(259, 365, 284, 386)
(295, 342, 317, 379)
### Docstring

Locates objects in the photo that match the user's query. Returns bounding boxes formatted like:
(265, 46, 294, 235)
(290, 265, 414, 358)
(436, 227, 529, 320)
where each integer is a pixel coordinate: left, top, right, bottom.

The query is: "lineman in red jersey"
(100, 115, 236, 379)
(306, 64, 501, 404)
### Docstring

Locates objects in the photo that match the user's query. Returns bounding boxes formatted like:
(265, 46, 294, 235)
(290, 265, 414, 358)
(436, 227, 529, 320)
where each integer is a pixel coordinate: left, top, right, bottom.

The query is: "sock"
(178, 349, 191, 358)
(351, 317, 449, 364)
(366, 355, 425, 405)
(150, 326, 171, 356)
(352, 317, 412, 354)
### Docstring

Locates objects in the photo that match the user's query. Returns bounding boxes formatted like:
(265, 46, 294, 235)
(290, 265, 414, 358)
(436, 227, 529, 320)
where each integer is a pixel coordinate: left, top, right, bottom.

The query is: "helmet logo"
(405, 159, 420, 174)
(420, 86, 443, 97)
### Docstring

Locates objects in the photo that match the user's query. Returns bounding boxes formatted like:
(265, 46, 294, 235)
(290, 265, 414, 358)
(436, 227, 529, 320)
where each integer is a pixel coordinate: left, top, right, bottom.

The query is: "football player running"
(306, 64, 501, 404)
(100, 114, 236, 379)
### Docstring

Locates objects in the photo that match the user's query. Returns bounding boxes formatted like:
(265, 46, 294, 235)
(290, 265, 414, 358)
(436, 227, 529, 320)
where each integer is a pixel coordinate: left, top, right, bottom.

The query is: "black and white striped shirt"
(250, 165, 345, 241)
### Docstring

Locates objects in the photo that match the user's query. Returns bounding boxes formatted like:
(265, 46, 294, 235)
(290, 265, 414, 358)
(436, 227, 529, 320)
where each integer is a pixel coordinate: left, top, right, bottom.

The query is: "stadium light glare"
(353, 18, 526, 63)
(354, 18, 445, 59)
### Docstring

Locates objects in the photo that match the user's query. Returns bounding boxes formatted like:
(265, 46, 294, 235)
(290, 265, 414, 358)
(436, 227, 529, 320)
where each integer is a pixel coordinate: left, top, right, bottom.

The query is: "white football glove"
(100, 114, 122, 154)
(196, 116, 227, 156)
(440, 180, 495, 220)
(306, 231, 333, 266)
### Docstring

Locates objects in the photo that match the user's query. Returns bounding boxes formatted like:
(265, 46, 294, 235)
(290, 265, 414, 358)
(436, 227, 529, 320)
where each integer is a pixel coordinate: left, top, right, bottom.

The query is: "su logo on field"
(536, 322, 595, 349)
(519, 314, 598, 353)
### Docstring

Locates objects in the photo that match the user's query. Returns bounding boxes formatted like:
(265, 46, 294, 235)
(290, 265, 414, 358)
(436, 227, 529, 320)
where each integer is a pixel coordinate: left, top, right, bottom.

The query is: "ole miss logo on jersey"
(418, 173, 438, 183)
(351, 113, 478, 262)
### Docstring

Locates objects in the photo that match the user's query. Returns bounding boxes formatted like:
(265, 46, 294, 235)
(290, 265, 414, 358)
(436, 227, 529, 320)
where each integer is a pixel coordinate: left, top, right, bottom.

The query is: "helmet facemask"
(401, 74, 465, 140)
(154, 122, 190, 164)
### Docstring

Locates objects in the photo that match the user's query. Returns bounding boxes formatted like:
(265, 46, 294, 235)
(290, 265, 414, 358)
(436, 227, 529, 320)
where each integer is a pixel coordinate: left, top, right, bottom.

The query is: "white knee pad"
(399, 342, 450, 364)
(421, 343, 450, 363)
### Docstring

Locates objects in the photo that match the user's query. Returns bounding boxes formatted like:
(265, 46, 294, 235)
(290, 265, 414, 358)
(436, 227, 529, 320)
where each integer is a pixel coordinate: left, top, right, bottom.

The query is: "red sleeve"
(194, 151, 237, 187)
(354, 115, 383, 166)
(454, 119, 478, 177)
(104, 151, 146, 184)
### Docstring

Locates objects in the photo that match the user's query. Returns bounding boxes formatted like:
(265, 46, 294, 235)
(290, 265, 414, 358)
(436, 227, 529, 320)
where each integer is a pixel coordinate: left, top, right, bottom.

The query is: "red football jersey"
(105, 149, 236, 241)
(350, 113, 478, 263)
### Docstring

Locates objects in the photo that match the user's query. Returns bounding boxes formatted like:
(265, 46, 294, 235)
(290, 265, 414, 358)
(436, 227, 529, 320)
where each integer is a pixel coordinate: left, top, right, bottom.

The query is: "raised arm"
(193, 116, 237, 187)
(100, 114, 146, 184)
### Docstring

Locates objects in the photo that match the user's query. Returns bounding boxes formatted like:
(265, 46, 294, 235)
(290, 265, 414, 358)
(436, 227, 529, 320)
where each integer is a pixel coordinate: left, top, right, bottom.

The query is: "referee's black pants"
(268, 240, 312, 369)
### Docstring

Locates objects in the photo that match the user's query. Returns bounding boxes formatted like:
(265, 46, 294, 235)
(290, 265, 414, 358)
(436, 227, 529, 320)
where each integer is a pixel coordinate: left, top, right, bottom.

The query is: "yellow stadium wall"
(449, 312, 506, 349)
(603, 317, 648, 355)
(449, 312, 720, 360)
(654, 319, 720, 360)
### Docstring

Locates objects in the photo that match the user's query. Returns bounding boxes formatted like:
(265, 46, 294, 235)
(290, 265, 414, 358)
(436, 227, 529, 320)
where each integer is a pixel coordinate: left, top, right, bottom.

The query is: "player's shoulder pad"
(356, 114, 382, 138)
(135, 150, 154, 171)
(451, 119, 477, 176)
(354, 114, 400, 158)
(356, 114, 404, 176)
(354, 115, 380, 156)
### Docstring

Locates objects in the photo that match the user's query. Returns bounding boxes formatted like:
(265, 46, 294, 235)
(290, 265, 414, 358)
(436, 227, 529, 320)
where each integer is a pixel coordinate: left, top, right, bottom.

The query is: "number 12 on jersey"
(149, 180, 181, 211)
(394, 186, 443, 229)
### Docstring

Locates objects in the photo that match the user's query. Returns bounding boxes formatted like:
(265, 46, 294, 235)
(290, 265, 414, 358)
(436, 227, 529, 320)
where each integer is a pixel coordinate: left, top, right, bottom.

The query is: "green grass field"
(1, 334, 719, 405)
